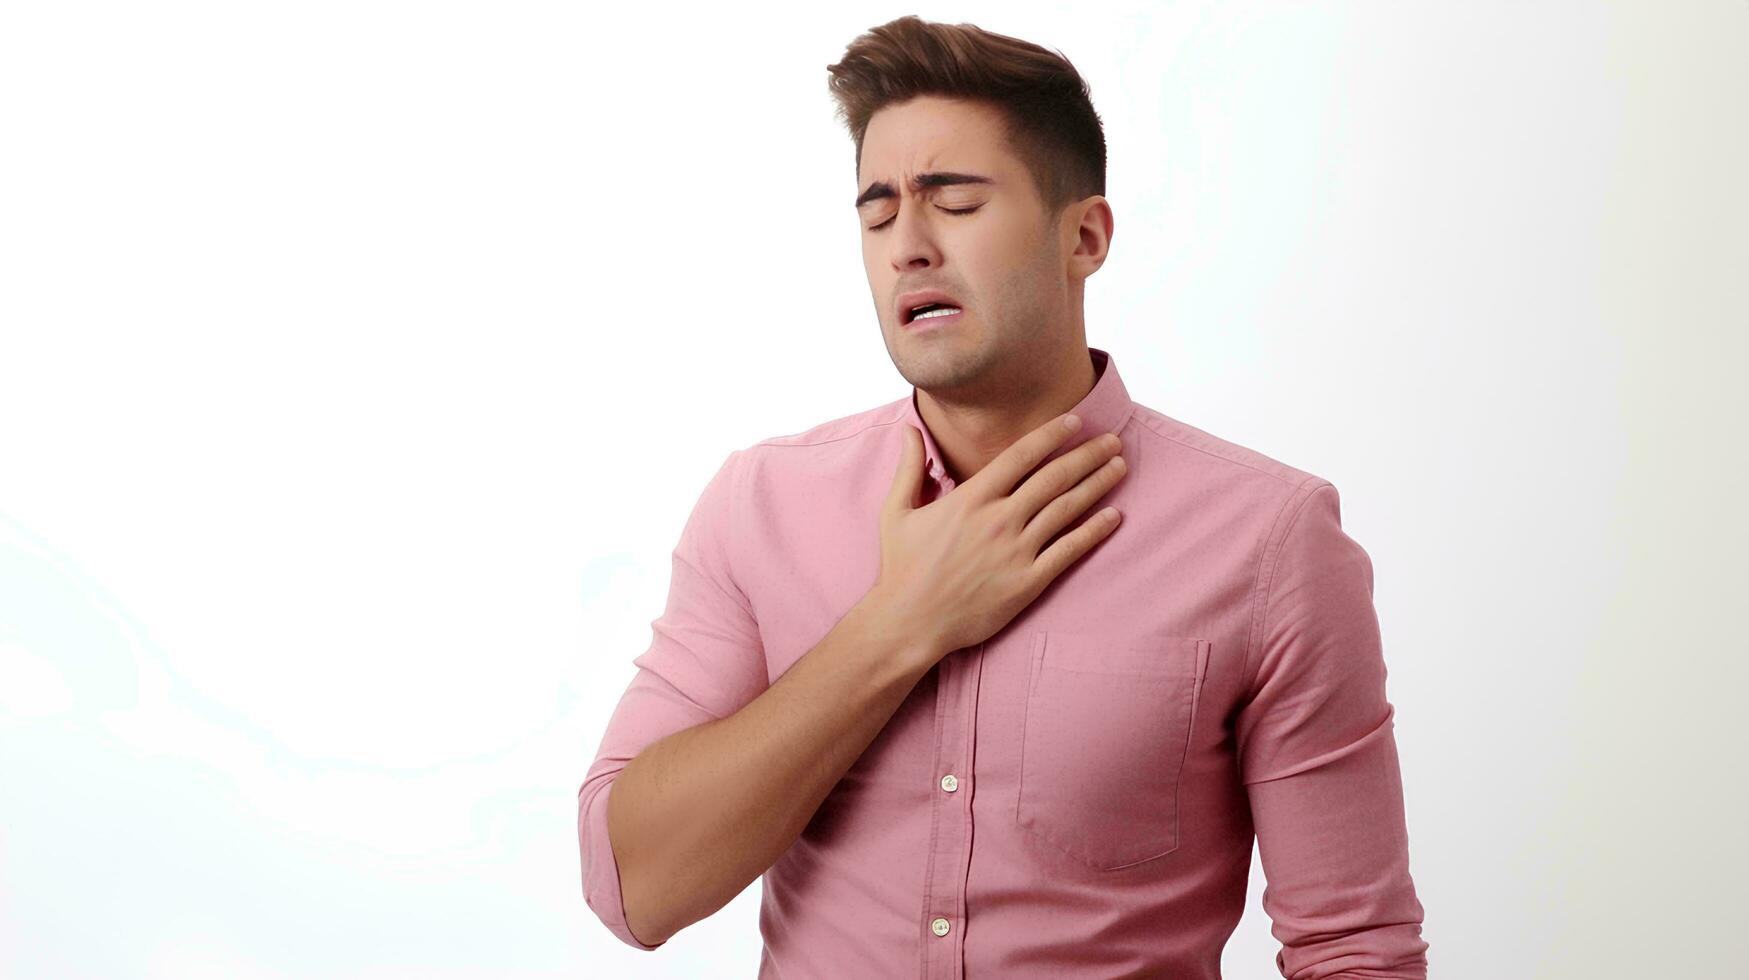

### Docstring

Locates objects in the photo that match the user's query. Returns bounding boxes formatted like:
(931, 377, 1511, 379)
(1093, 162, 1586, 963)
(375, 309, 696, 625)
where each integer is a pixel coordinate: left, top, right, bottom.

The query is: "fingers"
(1018, 442, 1126, 553)
(1029, 501, 1122, 586)
(961, 412, 1084, 504)
(1008, 429, 1123, 524)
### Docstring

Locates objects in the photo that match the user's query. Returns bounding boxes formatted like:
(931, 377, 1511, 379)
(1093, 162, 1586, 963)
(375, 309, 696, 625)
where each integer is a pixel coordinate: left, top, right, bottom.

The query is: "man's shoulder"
(1128, 401, 1329, 494)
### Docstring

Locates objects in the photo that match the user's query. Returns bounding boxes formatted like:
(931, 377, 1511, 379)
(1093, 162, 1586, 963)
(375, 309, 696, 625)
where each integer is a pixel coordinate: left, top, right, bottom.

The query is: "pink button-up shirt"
(578, 347, 1429, 978)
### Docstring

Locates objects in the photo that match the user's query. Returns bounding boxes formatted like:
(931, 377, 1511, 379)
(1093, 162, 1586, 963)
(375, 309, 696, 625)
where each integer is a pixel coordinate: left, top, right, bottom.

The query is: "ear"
(1063, 196, 1114, 280)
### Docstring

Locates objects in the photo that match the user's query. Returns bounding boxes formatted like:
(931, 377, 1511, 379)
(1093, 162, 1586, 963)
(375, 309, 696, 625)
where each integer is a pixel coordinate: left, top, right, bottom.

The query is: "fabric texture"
(578, 347, 1429, 978)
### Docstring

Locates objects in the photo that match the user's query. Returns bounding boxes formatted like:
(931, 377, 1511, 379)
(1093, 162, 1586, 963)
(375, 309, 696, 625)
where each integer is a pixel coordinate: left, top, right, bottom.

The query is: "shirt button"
(931, 917, 951, 937)
(940, 774, 958, 792)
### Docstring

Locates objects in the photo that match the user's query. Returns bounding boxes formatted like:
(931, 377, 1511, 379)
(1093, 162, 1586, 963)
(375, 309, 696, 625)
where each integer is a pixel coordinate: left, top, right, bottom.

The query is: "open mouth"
(903, 301, 965, 326)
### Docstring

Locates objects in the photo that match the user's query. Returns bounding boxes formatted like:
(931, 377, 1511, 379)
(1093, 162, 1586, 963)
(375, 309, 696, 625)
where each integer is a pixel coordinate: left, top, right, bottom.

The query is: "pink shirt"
(578, 347, 1429, 978)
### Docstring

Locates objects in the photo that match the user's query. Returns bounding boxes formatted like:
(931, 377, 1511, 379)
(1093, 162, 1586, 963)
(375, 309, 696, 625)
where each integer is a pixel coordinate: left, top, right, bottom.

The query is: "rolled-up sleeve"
(1235, 481, 1430, 979)
(577, 448, 769, 951)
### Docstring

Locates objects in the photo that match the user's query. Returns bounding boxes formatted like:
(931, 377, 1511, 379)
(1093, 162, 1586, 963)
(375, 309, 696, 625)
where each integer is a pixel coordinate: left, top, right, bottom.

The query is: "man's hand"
(871, 412, 1127, 660)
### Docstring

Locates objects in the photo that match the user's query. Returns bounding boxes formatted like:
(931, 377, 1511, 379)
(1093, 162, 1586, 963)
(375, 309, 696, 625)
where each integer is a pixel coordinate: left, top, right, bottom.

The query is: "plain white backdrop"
(3, 1, 1744, 977)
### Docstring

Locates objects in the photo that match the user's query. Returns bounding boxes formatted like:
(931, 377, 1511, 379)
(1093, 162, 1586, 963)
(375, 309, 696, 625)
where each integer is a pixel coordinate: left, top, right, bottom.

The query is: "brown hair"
(826, 15, 1106, 220)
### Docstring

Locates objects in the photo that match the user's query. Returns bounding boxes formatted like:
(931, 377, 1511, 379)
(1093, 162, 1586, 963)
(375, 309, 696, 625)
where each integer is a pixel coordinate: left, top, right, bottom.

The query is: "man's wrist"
(855, 584, 945, 675)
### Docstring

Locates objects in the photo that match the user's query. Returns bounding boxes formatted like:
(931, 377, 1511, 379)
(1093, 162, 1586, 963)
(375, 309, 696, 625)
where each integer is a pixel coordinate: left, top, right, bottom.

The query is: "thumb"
(884, 424, 925, 516)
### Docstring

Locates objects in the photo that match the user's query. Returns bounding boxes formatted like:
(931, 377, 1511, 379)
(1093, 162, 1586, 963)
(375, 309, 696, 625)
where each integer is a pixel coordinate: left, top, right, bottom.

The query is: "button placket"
(921, 645, 976, 978)
(948, 642, 985, 973)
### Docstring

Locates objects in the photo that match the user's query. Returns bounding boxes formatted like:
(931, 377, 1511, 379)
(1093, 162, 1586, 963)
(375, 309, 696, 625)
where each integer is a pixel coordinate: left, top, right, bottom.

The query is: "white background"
(3, 2, 1744, 977)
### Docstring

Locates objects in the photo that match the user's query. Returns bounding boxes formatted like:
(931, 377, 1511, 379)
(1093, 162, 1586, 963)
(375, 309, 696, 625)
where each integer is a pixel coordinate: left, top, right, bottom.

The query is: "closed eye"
(868, 205, 982, 232)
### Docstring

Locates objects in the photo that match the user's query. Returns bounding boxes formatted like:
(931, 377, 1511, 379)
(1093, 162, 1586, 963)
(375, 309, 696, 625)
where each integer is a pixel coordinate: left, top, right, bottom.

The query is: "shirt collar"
(902, 346, 1135, 484)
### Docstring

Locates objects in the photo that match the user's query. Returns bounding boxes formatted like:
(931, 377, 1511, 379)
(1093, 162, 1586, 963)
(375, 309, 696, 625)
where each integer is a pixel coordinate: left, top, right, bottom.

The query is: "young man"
(579, 15, 1429, 978)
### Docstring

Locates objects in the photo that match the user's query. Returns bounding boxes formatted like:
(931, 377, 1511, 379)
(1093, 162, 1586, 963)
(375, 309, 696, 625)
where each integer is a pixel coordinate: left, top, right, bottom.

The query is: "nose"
(888, 203, 943, 272)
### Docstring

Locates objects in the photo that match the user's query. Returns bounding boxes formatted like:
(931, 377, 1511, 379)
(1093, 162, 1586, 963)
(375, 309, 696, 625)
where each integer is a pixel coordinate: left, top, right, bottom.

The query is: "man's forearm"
(607, 588, 939, 947)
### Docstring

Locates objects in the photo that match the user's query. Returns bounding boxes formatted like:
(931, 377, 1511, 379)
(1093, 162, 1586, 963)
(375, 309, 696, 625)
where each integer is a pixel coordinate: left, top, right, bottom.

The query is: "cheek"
(977, 217, 1038, 266)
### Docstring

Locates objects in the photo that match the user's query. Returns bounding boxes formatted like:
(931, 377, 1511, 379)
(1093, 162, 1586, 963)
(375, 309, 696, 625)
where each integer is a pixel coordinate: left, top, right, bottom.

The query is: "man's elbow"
(579, 775, 673, 951)
(617, 857, 678, 948)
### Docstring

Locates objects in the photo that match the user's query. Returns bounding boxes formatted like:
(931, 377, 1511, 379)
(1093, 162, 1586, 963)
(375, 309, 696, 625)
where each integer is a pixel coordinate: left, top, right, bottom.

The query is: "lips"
(897, 288, 965, 325)
(903, 307, 965, 331)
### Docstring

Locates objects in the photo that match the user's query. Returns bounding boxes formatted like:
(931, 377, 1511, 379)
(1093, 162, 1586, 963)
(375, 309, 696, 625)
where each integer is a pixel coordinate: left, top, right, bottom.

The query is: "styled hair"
(826, 15, 1107, 220)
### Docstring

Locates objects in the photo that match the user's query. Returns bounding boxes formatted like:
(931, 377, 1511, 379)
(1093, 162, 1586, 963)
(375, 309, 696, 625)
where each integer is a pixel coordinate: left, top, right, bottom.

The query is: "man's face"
(856, 95, 1067, 395)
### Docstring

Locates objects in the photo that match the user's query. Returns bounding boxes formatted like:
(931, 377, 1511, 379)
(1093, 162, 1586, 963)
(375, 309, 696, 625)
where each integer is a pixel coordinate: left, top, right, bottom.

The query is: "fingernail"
(1063, 414, 1081, 431)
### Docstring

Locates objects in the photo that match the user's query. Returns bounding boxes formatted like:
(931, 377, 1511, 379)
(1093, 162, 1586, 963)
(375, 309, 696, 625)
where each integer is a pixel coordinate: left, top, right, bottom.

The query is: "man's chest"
(739, 471, 1267, 869)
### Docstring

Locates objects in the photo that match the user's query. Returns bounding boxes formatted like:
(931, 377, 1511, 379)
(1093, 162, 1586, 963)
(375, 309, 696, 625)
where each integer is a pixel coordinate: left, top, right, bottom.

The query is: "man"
(579, 15, 1429, 978)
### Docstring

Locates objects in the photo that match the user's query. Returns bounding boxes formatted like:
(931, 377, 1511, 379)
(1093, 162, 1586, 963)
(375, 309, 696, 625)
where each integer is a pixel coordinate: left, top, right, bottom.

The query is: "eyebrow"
(855, 171, 995, 209)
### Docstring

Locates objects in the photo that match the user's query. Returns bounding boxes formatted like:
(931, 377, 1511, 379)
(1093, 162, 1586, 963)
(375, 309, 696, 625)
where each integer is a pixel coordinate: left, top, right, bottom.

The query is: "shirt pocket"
(1016, 631, 1213, 871)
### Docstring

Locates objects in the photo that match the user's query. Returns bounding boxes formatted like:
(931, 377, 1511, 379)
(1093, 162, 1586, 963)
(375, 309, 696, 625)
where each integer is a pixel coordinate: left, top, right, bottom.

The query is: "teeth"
(914, 306, 961, 320)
